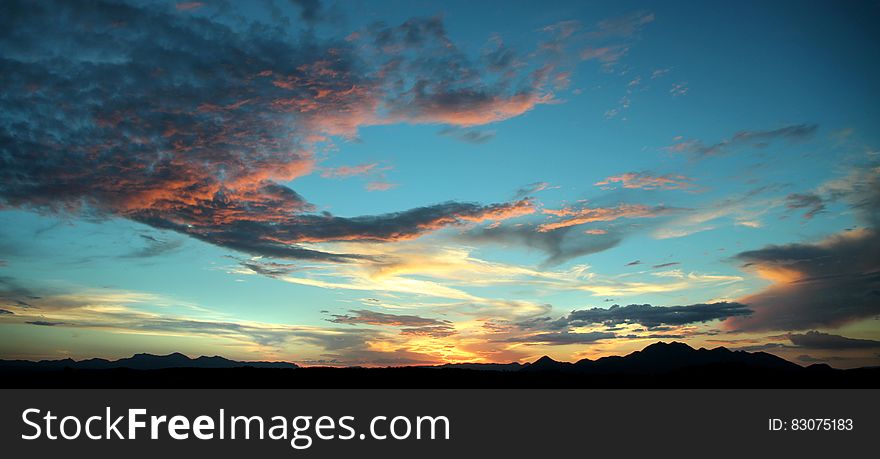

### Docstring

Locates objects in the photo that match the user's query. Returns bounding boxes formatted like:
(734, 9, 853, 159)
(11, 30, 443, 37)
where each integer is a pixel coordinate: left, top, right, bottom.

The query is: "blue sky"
(1, 0, 879, 367)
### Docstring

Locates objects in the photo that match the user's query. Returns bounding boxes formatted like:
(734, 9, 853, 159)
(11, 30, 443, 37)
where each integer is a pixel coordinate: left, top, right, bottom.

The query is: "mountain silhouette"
(518, 341, 802, 374)
(523, 355, 571, 371)
(0, 352, 297, 371)
(1, 342, 876, 388)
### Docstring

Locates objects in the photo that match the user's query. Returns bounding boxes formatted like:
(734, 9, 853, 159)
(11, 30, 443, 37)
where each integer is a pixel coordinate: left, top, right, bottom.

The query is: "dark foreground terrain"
(2, 342, 878, 388)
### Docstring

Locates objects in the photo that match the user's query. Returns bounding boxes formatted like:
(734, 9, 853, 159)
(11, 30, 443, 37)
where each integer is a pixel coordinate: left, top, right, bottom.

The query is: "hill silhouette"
(521, 341, 803, 374)
(1, 342, 877, 388)
(0, 352, 297, 371)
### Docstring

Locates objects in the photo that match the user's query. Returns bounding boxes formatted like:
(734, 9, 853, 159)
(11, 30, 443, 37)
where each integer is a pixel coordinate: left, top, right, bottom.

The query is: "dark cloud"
(728, 229, 880, 331)
(785, 193, 825, 219)
(669, 124, 818, 158)
(0, 0, 551, 262)
(438, 127, 495, 144)
(288, 0, 322, 24)
(0, 309, 13, 315)
(327, 309, 450, 328)
(795, 354, 853, 364)
(136, 217, 373, 262)
(26, 320, 65, 326)
(400, 325, 457, 338)
(626, 260, 642, 266)
(651, 262, 680, 269)
(458, 223, 622, 267)
(260, 200, 536, 242)
(482, 37, 520, 73)
(0, 276, 41, 307)
(237, 259, 301, 277)
(461, 201, 677, 266)
(787, 331, 880, 350)
(733, 342, 789, 353)
(120, 234, 183, 259)
(369, 16, 451, 50)
(513, 182, 554, 199)
(617, 333, 686, 340)
(552, 302, 752, 328)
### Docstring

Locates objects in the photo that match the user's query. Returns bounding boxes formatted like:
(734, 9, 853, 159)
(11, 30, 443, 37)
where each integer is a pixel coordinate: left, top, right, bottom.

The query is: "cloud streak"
(553, 302, 752, 328)
(320, 163, 385, 178)
(539, 204, 677, 232)
(786, 331, 880, 350)
(594, 172, 696, 191)
(667, 124, 818, 158)
(328, 309, 450, 327)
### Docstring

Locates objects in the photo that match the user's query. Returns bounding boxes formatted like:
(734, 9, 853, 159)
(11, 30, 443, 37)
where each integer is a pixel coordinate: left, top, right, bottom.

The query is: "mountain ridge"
(0, 341, 836, 373)
(0, 352, 298, 370)
(2, 342, 877, 388)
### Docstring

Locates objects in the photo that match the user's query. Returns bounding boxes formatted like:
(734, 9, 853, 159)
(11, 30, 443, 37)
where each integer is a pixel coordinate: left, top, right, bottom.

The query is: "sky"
(1, 0, 879, 368)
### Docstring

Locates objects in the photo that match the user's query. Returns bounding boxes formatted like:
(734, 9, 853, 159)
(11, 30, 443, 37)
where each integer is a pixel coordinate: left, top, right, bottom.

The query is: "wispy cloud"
(513, 182, 558, 199)
(365, 181, 398, 192)
(328, 309, 450, 327)
(594, 172, 696, 191)
(785, 193, 825, 219)
(667, 124, 819, 158)
(438, 127, 496, 144)
(652, 188, 780, 239)
(669, 82, 688, 97)
(539, 204, 677, 232)
(786, 331, 880, 350)
(120, 234, 183, 259)
(320, 163, 386, 178)
(651, 262, 680, 269)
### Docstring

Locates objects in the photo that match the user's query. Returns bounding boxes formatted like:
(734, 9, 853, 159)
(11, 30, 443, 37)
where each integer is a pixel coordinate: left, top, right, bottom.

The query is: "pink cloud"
(539, 204, 670, 232)
(175, 2, 205, 11)
(321, 163, 386, 178)
(365, 181, 398, 192)
(595, 172, 696, 191)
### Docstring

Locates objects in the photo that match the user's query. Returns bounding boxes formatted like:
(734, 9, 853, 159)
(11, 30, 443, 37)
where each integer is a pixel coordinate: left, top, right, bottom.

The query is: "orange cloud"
(460, 198, 536, 222)
(365, 181, 397, 192)
(388, 92, 554, 127)
(539, 204, 666, 232)
(595, 172, 695, 190)
(321, 163, 384, 178)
